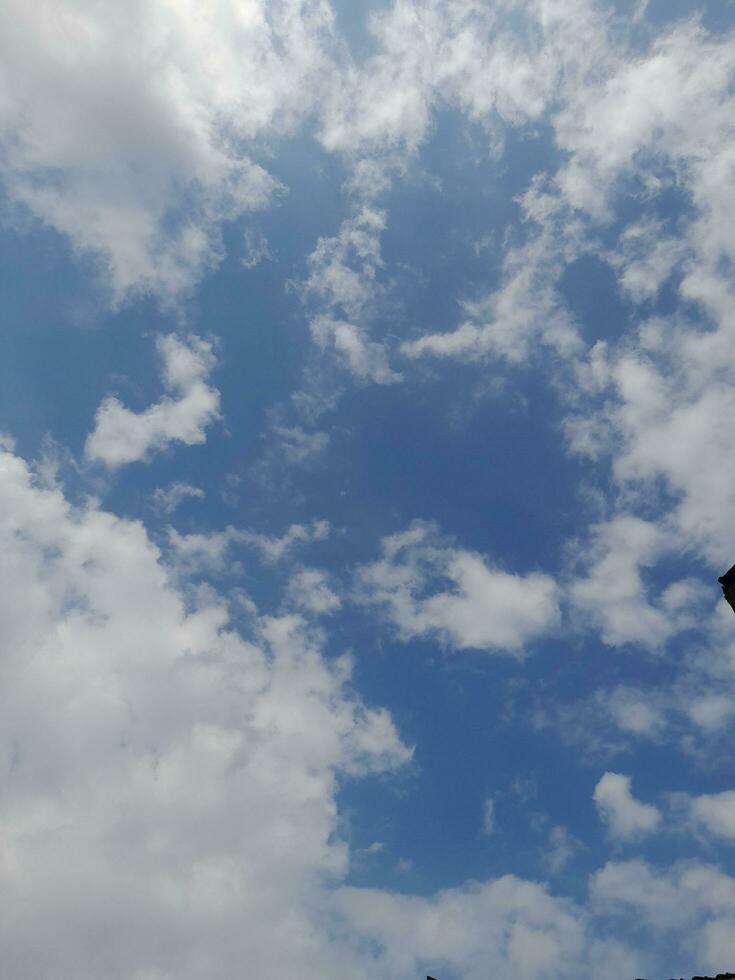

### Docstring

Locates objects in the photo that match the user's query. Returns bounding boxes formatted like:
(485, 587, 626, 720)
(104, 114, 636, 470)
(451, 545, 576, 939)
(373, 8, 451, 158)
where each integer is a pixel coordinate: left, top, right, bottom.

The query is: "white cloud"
(334, 876, 585, 980)
(268, 424, 331, 467)
(590, 858, 735, 976)
(606, 219, 685, 304)
(691, 791, 735, 842)
(593, 773, 661, 840)
(286, 568, 341, 616)
(302, 208, 386, 321)
(151, 482, 204, 515)
(605, 686, 666, 739)
(565, 316, 735, 572)
(0, 440, 415, 979)
(686, 694, 735, 733)
(355, 521, 560, 655)
(482, 797, 495, 835)
(591, 859, 695, 932)
(311, 317, 401, 385)
(569, 516, 707, 650)
(544, 826, 579, 876)
(551, 20, 735, 582)
(301, 208, 402, 384)
(246, 519, 331, 562)
(242, 226, 272, 269)
(0, 0, 338, 303)
(167, 519, 330, 574)
(318, 0, 608, 166)
(85, 334, 220, 468)
(554, 21, 735, 220)
(5, 444, 735, 979)
(402, 228, 582, 365)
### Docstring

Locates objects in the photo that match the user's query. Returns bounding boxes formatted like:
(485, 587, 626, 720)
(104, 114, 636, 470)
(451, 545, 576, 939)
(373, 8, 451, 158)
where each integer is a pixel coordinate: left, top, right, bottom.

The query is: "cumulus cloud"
(355, 521, 560, 655)
(604, 686, 667, 740)
(569, 515, 707, 650)
(8, 4, 735, 977)
(286, 567, 341, 616)
(593, 773, 661, 840)
(334, 876, 585, 980)
(691, 790, 735, 842)
(686, 694, 735, 734)
(549, 18, 735, 586)
(0, 439, 674, 980)
(85, 334, 220, 468)
(554, 20, 735, 220)
(0, 0, 338, 303)
(591, 858, 735, 974)
(0, 441, 416, 979)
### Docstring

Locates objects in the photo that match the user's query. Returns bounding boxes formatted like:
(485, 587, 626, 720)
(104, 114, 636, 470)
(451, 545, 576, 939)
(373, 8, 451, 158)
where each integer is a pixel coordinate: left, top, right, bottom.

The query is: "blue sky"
(3, 2, 735, 978)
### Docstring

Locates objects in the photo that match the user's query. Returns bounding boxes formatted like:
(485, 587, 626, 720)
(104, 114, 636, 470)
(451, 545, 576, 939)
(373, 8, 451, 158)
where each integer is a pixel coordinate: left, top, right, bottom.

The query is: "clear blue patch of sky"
(644, 0, 735, 34)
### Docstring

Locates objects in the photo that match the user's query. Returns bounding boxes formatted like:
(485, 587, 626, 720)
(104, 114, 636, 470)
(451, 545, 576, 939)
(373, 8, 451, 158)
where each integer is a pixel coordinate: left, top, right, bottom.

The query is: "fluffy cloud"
(355, 521, 560, 655)
(605, 686, 669, 740)
(6, 436, 735, 980)
(286, 567, 341, 615)
(549, 19, 735, 580)
(0, 0, 335, 302)
(85, 334, 220, 468)
(0, 440, 415, 979)
(591, 859, 735, 971)
(554, 20, 735, 220)
(569, 515, 707, 650)
(691, 791, 735, 842)
(334, 876, 585, 980)
(317, 0, 609, 165)
(0, 438, 663, 980)
(593, 773, 661, 840)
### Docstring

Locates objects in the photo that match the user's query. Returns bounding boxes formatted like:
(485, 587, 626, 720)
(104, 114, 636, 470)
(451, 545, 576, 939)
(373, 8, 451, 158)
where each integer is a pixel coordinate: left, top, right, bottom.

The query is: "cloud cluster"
(569, 515, 708, 650)
(85, 334, 220, 468)
(0, 441, 413, 979)
(355, 521, 561, 655)
(592, 859, 735, 970)
(0, 439, 671, 980)
(593, 772, 661, 840)
(0, 0, 335, 302)
(7, 3, 735, 976)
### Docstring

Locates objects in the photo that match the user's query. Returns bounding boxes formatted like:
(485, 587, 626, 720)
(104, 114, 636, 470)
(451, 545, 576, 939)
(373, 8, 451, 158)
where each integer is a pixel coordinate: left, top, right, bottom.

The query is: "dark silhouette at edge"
(719, 563, 735, 613)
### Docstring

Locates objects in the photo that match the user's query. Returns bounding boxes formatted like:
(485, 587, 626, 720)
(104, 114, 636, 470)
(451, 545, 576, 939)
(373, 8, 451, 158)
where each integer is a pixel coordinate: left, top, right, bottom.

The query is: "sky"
(3, 1, 735, 978)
